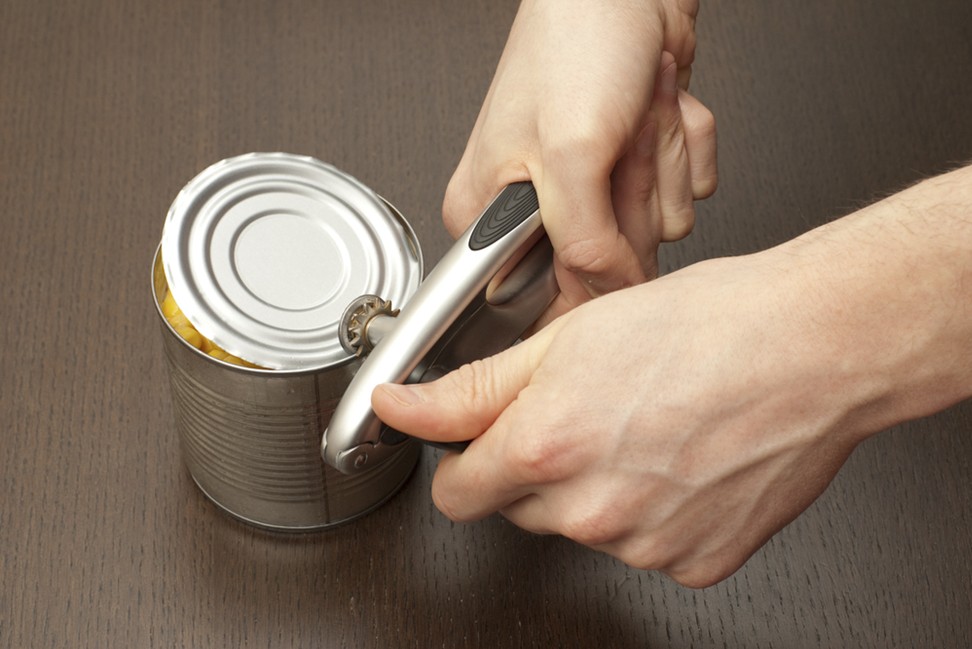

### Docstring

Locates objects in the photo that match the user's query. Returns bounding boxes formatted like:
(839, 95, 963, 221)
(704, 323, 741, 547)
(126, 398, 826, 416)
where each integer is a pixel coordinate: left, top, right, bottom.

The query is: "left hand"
(444, 0, 718, 324)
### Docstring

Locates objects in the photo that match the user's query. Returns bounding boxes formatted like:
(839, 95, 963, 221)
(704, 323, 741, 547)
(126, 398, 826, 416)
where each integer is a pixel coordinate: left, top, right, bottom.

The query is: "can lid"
(161, 153, 423, 370)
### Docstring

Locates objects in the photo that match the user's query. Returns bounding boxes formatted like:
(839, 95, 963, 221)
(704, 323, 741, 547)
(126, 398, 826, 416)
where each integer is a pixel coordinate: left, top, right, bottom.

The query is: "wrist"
(759, 166, 972, 443)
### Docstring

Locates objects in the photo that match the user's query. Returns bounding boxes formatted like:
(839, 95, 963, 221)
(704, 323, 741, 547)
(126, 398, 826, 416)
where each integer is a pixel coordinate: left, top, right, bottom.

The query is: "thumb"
(371, 322, 561, 443)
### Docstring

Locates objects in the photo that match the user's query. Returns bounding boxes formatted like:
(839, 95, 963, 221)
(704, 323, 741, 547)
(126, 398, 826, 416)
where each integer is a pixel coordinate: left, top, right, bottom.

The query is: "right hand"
(444, 0, 718, 323)
(377, 163, 972, 586)
(373, 253, 863, 587)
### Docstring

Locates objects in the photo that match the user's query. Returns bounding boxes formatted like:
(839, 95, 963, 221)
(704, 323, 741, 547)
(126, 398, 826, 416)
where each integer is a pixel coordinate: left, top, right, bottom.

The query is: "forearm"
(764, 164, 972, 441)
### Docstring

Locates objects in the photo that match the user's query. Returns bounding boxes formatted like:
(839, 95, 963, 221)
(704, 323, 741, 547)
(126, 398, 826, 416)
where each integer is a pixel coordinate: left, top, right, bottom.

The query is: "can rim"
(156, 153, 424, 372)
(152, 244, 349, 375)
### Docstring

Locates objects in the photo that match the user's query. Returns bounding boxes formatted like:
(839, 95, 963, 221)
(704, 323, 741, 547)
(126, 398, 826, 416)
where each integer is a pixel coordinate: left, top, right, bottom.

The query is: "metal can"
(152, 153, 423, 530)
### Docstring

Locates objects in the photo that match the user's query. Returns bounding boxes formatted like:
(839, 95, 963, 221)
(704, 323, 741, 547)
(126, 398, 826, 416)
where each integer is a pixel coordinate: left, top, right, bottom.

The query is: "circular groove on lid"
(161, 153, 422, 370)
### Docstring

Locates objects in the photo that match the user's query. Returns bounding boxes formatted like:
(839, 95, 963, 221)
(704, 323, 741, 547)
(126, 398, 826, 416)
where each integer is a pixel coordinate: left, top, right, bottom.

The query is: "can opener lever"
(322, 182, 558, 474)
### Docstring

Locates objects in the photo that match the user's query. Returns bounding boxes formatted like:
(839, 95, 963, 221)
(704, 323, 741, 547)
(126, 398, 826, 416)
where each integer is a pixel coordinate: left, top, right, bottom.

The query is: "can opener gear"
(322, 182, 558, 474)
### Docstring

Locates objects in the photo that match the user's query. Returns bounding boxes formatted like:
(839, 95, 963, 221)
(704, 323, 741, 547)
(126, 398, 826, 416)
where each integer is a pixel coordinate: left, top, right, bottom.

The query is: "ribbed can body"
(152, 154, 424, 530)
(153, 250, 420, 531)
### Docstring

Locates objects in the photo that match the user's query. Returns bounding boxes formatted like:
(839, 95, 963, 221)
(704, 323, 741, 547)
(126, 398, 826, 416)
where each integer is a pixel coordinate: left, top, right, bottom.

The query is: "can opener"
(322, 182, 558, 474)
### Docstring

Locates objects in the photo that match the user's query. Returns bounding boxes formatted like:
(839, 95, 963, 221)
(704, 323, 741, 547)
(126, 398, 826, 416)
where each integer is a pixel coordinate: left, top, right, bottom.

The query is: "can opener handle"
(322, 182, 558, 474)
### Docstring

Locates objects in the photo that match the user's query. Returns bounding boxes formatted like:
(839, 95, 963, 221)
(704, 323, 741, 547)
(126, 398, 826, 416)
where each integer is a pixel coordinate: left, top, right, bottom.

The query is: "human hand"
(376, 164, 972, 587)
(444, 0, 718, 324)
(372, 254, 867, 587)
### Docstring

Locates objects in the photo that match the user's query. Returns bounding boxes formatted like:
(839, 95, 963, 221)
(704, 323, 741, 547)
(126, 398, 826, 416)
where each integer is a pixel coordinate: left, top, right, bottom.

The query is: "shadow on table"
(171, 453, 696, 648)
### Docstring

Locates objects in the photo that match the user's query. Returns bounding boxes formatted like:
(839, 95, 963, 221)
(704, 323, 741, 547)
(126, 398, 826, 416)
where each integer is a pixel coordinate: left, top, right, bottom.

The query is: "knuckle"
(540, 120, 617, 175)
(661, 206, 696, 242)
(447, 360, 496, 411)
(668, 2, 700, 46)
(502, 424, 575, 485)
(430, 473, 473, 523)
(556, 236, 617, 277)
(662, 549, 743, 588)
(560, 506, 625, 548)
(692, 172, 718, 200)
(677, 0, 700, 20)
(616, 535, 667, 572)
(666, 562, 731, 589)
(429, 474, 459, 519)
(442, 176, 475, 238)
(430, 487, 460, 521)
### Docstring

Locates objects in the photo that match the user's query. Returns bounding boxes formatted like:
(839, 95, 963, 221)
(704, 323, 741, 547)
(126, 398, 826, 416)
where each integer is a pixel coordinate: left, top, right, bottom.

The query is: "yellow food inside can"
(162, 290, 263, 369)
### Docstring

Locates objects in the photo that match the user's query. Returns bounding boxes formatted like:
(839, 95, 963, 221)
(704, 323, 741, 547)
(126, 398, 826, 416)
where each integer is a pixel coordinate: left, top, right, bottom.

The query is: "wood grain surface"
(1, 1, 970, 647)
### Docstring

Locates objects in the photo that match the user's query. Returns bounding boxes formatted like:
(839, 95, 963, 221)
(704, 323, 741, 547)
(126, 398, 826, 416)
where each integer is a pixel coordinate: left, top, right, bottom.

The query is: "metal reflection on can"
(152, 153, 423, 530)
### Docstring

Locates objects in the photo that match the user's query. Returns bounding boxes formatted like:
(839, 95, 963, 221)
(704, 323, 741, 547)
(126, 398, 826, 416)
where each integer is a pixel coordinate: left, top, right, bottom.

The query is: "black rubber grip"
(379, 425, 470, 454)
(468, 182, 539, 251)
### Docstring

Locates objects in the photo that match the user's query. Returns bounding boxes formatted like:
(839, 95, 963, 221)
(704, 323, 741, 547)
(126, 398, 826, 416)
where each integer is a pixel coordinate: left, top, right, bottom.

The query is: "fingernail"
(379, 383, 423, 407)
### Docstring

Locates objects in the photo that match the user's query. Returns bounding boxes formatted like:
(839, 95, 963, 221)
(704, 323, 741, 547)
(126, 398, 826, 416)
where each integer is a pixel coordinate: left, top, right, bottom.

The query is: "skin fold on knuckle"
(653, 538, 748, 588)
(617, 536, 739, 588)
(613, 535, 667, 573)
(663, 0, 699, 62)
(690, 167, 718, 201)
(559, 502, 629, 549)
(664, 559, 739, 589)
(538, 109, 620, 181)
(503, 421, 578, 487)
(447, 359, 505, 423)
(556, 236, 618, 278)
(660, 206, 696, 242)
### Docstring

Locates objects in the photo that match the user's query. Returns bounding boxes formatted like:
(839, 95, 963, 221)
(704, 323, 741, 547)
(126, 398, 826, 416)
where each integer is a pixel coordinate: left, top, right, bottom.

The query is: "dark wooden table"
(3, 1, 971, 647)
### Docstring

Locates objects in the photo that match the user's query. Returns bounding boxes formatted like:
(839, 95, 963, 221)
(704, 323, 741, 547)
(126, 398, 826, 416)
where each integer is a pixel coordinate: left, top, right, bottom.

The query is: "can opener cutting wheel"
(322, 182, 558, 474)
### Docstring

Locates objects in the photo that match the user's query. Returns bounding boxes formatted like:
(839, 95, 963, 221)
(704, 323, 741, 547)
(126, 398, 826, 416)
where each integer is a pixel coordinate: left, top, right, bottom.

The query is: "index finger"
(429, 387, 547, 522)
(537, 153, 647, 298)
(428, 339, 589, 524)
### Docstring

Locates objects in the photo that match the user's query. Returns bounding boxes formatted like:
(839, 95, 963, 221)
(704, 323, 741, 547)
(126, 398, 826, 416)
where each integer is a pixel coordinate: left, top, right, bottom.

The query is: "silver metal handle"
(322, 183, 557, 474)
